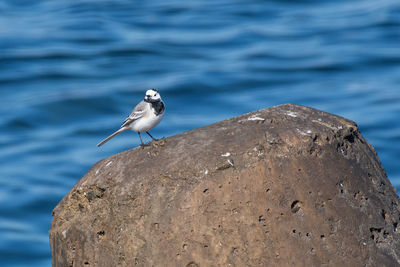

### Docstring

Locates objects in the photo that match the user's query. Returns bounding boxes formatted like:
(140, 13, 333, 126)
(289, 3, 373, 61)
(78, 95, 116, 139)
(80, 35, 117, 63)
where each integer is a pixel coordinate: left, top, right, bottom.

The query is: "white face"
(145, 89, 161, 102)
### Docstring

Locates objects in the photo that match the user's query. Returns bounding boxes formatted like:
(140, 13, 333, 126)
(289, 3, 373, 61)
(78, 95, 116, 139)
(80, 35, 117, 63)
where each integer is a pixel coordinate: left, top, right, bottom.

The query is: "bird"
(97, 88, 165, 147)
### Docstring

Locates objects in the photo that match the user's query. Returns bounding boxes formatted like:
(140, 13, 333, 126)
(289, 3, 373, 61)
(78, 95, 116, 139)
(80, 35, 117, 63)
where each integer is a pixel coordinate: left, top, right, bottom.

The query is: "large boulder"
(50, 104, 400, 266)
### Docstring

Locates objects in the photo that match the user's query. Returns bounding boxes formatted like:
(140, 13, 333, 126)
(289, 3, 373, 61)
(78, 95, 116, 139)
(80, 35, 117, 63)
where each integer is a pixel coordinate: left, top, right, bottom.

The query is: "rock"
(49, 104, 400, 266)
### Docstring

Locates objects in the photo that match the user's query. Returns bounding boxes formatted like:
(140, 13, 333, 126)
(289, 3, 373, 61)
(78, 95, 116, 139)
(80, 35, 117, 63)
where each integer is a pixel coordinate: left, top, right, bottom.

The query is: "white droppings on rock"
(306, 130, 312, 134)
(227, 159, 234, 167)
(106, 161, 113, 167)
(221, 152, 231, 157)
(337, 125, 343, 130)
(286, 111, 298, 118)
(62, 230, 67, 239)
(205, 169, 209, 175)
(248, 114, 265, 121)
(296, 128, 310, 136)
(95, 169, 100, 175)
(253, 147, 263, 156)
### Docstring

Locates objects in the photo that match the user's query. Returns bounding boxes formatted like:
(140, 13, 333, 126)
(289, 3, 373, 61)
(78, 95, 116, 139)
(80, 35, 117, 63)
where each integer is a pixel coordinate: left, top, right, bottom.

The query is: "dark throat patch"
(152, 101, 165, 115)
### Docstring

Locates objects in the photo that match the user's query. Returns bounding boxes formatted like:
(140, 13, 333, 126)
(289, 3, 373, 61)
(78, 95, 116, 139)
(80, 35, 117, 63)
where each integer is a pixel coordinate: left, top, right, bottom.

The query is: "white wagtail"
(97, 89, 165, 147)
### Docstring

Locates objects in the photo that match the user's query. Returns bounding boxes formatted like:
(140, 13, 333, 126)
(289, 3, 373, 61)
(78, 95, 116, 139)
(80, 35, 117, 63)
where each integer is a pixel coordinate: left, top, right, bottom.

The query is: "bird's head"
(144, 88, 161, 102)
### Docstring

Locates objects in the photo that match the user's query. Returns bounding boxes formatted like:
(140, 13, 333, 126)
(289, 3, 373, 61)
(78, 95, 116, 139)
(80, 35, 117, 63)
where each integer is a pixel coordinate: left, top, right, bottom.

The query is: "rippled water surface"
(1, 0, 400, 265)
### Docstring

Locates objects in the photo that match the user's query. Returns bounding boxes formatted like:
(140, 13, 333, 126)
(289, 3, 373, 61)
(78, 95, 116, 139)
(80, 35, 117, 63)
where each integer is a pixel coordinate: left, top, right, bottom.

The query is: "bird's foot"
(140, 143, 150, 149)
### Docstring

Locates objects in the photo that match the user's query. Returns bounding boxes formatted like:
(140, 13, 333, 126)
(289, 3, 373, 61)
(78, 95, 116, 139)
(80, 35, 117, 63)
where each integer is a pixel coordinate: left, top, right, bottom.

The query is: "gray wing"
(121, 100, 147, 128)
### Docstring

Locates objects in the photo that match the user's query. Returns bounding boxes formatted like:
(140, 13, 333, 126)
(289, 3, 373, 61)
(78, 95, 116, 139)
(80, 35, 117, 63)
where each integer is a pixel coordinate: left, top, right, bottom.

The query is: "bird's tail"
(97, 128, 128, 147)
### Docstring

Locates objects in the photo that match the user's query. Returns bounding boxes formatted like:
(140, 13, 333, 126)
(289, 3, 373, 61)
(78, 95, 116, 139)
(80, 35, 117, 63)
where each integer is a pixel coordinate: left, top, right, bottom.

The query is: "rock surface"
(50, 104, 400, 266)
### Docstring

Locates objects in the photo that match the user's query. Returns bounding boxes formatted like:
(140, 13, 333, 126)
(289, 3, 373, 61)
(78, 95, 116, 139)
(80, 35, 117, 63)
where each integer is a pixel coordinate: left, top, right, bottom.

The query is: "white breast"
(129, 105, 164, 132)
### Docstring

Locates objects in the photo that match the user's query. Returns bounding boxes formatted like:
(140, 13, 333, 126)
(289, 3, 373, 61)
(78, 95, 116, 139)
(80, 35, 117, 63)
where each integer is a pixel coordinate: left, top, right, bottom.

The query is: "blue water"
(1, 0, 399, 265)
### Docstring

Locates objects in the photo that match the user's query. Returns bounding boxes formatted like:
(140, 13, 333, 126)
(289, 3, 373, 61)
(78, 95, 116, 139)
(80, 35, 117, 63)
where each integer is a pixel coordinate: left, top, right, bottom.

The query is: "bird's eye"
(154, 94, 157, 96)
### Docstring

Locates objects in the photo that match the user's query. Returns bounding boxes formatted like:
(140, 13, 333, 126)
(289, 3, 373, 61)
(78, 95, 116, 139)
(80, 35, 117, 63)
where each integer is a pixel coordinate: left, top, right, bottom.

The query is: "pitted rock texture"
(50, 104, 400, 267)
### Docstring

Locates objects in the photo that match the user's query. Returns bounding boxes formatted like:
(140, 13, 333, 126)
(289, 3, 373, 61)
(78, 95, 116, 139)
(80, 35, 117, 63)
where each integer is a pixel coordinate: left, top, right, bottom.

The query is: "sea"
(0, 0, 399, 266)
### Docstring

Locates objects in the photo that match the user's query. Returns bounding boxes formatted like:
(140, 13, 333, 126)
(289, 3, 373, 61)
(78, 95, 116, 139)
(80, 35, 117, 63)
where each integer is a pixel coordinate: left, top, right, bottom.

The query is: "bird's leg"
(138, 132, 145, 147)
(146, 131, 158, 141)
